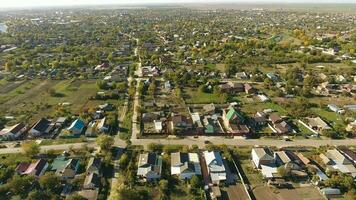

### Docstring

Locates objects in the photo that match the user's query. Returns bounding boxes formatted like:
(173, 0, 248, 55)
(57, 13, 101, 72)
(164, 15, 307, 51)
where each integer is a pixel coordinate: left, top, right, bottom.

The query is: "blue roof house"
(67, 119, 85, 135)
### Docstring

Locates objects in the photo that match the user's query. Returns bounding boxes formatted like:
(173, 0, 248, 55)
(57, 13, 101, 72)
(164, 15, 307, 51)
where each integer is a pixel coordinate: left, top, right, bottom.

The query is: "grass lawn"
(184, 88, 225, 104)
(0, 79, 99, 123)
(311, 108, 342, 123)
(241, 101, 287, 115)
(39, 137, 87, 146)
(0, 153, 32, 166)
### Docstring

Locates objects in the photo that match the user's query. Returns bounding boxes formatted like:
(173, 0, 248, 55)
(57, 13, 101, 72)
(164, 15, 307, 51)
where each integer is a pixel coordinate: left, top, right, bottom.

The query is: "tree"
(159, 179, 169, 199)
(27, 190, 50, 200)
(96, 135, 114, 152)
(190, 175, 201, 188)
(21, 141, 40, 157)
(118, 153, 129, 169)
(148, 82, 156, 96)
(39, 172, 61, 192)
(277, 166, 286, 177)
(263, 78, 274, 89)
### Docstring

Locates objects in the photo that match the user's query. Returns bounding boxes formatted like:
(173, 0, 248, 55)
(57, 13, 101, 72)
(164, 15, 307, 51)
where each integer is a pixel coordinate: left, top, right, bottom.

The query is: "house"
(203, 103, 216, 115)
(85, 121, 97, 137)
(296, 153, 311, 166)
(171, 152, 201, 179)
(0, 123, 27, 140)
(20, 159, 48, 178)
(269, 114, 291, 134)
(257, 94, 269, 102)
(320, 188, 341, 198)
(61, 184, 73, 197)
(306, 117, 331, 132)
(67, 119, 85, 135)
(137, 153, 162, 181)
(223, 107, 249, 135)
(326, 149, 352, 165)
(339, 147, 356, 165)
(15, 163, 31, 175)
(142, 113, 159, 123)
(55, 117, 67, 127)
(235, 72, 249, 79)
(164, 81, 172, 90)
(269, 113, 283, 124)
(96, 117, 108, 133)
(244, 83, 255, 94)
(346, 120, 356, 133)
(191, 112, 203, 133)
(203, 151, 226, 185)
(327, 104, 345, 114)
(251, 147, 275, 168)
(341, 84, 356, 94)
(56, 158, 80, 180)
(154, 120, 164, 133)
(274, 121, 291, 134)
(86, 157, 102, 175)
(252, 113, 267, 127)
(319, 153, 333, 165)
(170, 115, 193, 133)
(219, 82, 244, 93)
(266, 72, 278, 81)
(83, 172, 100, 189)
(316, 82, 338, 96)
(274, 151, 292, 165)
(29, 118, 53, 137)
(320, 149, 356, 177)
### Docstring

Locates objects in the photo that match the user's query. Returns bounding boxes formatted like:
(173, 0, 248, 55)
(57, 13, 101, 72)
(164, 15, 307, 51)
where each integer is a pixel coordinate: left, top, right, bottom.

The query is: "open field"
(0, 79, 99, 123)
(184, 87, 225, 104)
(253, 185, 324, 200)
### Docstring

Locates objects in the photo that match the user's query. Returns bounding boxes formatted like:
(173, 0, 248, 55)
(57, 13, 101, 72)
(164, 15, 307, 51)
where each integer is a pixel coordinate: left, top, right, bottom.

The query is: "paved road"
(129, 137, 356, 148)
(1, 137, 356, 155)
(0, 142, 94, 154)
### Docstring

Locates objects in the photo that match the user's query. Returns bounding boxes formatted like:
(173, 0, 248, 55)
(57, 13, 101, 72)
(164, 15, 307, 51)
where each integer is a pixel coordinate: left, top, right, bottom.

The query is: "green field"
(0, 79, 100, 123)
(184, 88, 226, 104)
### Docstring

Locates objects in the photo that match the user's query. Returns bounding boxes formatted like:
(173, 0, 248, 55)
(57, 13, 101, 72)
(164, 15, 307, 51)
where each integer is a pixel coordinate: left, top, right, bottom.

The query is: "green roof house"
(226, 107, 245, 123)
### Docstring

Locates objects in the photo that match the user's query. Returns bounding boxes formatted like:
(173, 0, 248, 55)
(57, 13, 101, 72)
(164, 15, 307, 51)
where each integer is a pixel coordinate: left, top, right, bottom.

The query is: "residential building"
(86, 157, 102, 175)
(306, 117, 331, 132)
(55, 158, 80, 180)
(0, 123, 27, 140)
(170, 115, 193, 133)
(19, 159, 48, 178)
(251, 147, 275, 168)
(83, 172, 100, 189)
(137, 153, 162, 181)
(29, 118, 53, 137)
(327, 104, 345, 114)
(171, 152, 201, 179)
(67, 119, 85, 135)
(203, 151, 226, 185)
(223, 107, 249, 135)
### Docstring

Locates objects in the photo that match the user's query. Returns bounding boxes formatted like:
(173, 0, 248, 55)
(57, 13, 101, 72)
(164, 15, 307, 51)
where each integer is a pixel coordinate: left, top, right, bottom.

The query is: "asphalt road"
(2, 137, 356, 155)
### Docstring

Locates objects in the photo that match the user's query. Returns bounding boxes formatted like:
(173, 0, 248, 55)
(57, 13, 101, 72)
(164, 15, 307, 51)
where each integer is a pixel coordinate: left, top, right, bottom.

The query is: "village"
(0, 4, 356, 200)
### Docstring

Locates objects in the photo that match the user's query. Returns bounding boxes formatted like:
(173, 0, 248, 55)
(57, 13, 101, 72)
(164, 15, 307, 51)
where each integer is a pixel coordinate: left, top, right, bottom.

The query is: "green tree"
(96, 135, 114, 152)
(21, 141, 40, 157)
(190, 175, 201, 188)
(39, 172, 61, 192)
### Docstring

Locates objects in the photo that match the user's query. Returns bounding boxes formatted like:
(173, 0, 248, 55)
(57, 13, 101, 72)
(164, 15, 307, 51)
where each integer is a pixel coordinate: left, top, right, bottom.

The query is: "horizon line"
(1, 2, 356, 10)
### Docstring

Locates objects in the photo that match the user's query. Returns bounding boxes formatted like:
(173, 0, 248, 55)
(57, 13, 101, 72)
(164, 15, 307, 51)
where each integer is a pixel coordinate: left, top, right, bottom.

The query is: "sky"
(0, 0, 356, 8)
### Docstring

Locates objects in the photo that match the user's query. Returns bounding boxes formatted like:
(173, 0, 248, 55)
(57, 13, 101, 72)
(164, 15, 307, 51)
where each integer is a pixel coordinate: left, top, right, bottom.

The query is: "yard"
(253, 185, 324, 200)
(184, 87, 226, 104)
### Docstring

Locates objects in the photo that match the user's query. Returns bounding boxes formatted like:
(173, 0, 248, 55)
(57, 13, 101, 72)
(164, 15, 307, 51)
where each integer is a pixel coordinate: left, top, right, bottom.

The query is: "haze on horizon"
(1, 0, 356, 8)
